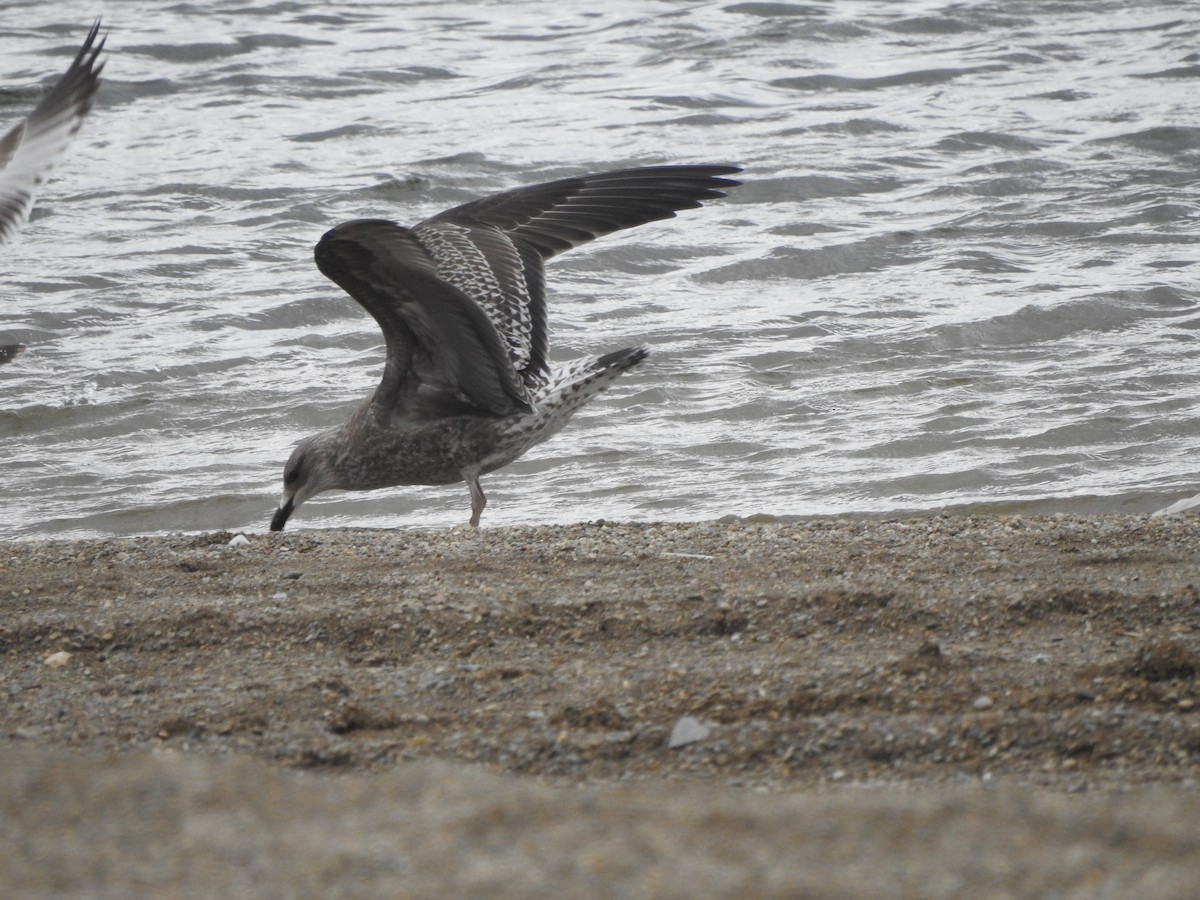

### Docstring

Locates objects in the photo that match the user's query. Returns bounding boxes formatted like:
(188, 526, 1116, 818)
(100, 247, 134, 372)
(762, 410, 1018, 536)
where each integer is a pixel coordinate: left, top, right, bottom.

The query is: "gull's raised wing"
(0, 21, 105, 245)
(413, 165, 742, 390)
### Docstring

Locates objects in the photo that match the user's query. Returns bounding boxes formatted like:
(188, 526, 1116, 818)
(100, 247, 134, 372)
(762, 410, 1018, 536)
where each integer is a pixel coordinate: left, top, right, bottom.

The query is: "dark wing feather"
(0, 21, 105, 246)
(410, 217, 536, 382)
(416, 165, 742, 389)
(314, 219, 532, 422)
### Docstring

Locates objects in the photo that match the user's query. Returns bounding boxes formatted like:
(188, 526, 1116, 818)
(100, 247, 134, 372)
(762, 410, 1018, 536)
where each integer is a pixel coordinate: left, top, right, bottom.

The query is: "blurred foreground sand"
(3, 514, 1199, 896)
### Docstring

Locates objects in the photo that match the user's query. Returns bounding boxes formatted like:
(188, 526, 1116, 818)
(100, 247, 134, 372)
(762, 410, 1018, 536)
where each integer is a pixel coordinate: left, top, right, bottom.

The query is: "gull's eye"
(285, 467, 300, 486)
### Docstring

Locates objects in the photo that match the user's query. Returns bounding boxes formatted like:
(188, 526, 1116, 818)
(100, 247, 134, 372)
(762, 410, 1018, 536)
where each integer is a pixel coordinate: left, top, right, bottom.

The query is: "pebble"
(44, 651, 73, 668)
(668, 716, 711, 749)
(228, 534, 250, 547)
(972, 696, 994, 710)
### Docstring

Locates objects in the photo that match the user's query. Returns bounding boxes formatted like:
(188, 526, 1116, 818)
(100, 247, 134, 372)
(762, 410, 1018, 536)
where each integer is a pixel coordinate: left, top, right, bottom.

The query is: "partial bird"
(1, 22, 104, 367)
(0, 20, 105, 247)
(270, 164, 741, 531)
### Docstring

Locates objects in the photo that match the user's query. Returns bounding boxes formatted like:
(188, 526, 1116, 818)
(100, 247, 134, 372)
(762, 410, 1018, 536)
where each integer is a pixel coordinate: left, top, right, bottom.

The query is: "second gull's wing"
(0, 21, 105, 245)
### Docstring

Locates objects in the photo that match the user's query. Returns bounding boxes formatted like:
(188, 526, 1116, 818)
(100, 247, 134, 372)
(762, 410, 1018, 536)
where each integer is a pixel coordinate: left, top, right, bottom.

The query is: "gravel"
(2, 513, 1199, 896)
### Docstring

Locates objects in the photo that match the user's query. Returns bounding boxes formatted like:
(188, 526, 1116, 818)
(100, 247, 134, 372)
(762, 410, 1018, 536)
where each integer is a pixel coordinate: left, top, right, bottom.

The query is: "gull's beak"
(270, 498, 294, 532)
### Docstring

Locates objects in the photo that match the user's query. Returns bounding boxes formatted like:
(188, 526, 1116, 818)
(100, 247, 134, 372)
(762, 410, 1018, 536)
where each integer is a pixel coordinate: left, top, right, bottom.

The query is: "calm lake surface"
(2, 1, 1199, 539)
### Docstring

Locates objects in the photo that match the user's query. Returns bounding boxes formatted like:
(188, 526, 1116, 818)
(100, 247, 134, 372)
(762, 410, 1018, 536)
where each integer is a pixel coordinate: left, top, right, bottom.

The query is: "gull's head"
(270, 436, 337, 532)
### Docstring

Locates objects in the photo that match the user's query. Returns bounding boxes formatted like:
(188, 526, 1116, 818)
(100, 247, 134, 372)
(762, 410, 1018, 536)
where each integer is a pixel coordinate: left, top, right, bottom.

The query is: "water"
(2, 1, 1199, 540)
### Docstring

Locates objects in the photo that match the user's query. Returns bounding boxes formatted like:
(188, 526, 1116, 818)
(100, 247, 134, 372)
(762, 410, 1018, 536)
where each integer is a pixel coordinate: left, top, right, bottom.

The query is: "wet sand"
(3, 514, 1199, 896)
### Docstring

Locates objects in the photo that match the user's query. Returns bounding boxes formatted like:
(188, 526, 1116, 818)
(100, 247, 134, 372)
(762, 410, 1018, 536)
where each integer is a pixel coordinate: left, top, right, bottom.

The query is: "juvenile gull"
(270, 164, 742, 530)
(0, 21, 105, 247)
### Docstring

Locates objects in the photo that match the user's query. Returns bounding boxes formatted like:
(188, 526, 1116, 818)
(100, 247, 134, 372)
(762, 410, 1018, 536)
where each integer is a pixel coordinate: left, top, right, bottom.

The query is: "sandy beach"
(3, 513, 1199, 895)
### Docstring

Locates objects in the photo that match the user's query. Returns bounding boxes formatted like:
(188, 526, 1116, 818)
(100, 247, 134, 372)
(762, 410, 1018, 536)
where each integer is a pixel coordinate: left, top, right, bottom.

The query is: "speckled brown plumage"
(271, 165, 741, 530)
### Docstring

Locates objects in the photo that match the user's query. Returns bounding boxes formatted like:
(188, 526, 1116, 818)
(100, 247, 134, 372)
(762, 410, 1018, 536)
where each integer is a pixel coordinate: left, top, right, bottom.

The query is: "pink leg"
(467, 475, 486, 527)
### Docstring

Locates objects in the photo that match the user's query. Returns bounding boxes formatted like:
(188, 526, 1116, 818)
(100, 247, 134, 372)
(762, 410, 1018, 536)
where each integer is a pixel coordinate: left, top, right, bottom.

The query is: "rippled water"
(2, 1, 1199, 540)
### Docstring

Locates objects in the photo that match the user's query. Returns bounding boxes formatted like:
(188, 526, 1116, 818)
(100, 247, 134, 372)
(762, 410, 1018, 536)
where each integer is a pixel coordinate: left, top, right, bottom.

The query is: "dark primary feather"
(313, 165, 742, 423)
(427, 165, 742, 255)
(0, 21, 105, 245)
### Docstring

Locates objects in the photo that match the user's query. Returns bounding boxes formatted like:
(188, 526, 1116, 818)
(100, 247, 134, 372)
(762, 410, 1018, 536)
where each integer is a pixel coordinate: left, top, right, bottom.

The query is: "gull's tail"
(494, 346, 649, 455)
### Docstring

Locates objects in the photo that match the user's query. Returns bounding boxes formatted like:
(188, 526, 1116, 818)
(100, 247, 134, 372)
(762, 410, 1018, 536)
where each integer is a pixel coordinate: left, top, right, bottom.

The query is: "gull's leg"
(467, 473, 486, 527)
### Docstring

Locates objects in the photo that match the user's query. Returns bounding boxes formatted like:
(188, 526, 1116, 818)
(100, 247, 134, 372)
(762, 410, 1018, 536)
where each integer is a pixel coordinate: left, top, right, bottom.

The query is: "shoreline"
(5, 483, 1192, 544)
(3, 512, 1200, 893)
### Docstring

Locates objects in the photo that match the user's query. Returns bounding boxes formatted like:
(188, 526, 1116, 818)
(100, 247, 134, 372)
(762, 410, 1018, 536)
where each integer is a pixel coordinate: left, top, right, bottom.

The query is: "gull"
(270, 164, 741, 530)
(0, 20, 105, 247)
(1, 21, 104, 367)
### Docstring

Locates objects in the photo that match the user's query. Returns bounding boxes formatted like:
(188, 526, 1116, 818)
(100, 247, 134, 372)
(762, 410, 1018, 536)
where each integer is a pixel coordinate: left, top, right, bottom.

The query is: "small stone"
(44, 650, 72, 668)
(228, 534, 250, 547)
(972, 695, 994, 710)
(668, 715, 711, 748)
